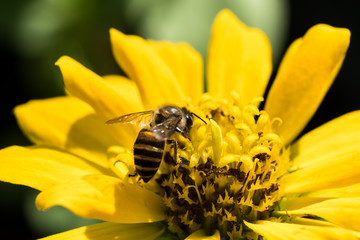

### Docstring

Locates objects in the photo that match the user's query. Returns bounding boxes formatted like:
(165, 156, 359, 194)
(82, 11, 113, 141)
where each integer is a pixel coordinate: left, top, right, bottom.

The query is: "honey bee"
(106, 105, 206, 182)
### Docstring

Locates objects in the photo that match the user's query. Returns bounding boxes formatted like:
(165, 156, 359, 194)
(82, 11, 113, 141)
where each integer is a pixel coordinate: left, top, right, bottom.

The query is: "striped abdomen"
(133, 129, 165, 182)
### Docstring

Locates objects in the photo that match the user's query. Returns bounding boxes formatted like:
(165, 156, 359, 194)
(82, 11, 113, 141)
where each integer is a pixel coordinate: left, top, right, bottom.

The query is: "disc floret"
(156, 92, 289, 239)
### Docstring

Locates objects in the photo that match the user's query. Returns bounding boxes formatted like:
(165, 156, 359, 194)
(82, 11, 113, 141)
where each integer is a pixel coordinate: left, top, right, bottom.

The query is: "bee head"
(182, 108, 194, 131)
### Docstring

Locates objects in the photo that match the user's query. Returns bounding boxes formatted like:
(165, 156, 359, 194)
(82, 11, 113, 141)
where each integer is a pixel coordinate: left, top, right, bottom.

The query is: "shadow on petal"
(36, 174, 167, 224)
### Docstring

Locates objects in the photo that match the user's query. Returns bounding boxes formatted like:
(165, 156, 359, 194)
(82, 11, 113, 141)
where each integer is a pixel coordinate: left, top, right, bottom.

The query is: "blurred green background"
(0, 0, 359, 239)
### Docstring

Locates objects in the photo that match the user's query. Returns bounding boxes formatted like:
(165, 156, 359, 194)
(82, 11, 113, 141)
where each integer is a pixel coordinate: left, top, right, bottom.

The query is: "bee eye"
(185, 113, 193, 127)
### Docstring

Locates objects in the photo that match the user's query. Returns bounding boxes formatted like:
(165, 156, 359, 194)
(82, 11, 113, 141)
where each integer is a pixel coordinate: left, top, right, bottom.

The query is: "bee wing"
(151, 116, 180, 139)
(106, 111, 154, 127)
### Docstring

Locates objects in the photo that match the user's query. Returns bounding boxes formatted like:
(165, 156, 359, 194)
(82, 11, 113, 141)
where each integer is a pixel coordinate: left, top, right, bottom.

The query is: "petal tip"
(109, 27, 120, 37)
(217, 8, 233, 16)
(110, 28, 125, 44)
(309, 24, 351, 47)
(214, 9, 238, 25)
(55, 55, 70, 66)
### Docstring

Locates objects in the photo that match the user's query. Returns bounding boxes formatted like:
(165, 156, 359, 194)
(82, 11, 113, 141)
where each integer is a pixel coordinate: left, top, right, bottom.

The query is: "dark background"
(1, 1, 359, 239)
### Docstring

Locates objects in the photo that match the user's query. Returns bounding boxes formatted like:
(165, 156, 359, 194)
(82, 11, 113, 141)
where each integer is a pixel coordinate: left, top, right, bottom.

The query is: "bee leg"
(166, 140, 190, 165)
(128, 173, 137, 177)
(181, 131, 190, 140)
(175, 127, 190, 140)
(179, 156, 190, 165)
(166, 139, 178, 164)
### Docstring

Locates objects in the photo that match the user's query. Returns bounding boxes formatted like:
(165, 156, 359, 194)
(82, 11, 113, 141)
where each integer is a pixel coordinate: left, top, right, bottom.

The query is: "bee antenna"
(192, 112, 207, 124)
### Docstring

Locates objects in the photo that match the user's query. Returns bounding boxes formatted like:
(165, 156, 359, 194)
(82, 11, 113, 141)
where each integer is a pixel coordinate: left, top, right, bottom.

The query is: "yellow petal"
(0, 146, 106, 191)
(40, 222, 165, 240)
(283, 197, 360, 232)
(185, 229, 220, 240)
(110, 28, 185, 109)
(280, 196, 324, 211)
(102, 74, 143, 108)
(56, 56, 143, 148)
(245, 220, 358, 240)
(149, 41, 203, 102)
(207, 9, 272, 106)
(306, 183, 360, 198)
(36, 174, 166, 223)
(14, 96, 117, 168)
(291, 111, 360, 169)
(265, 24, 350, 145)
(291, 217, 336, 227)
(282, 183, 360, 210)
(282, 150, 360, 194)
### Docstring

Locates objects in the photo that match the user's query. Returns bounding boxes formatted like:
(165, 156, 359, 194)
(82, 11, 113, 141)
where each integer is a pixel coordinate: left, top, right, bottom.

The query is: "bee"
(106, 105, 206, 182)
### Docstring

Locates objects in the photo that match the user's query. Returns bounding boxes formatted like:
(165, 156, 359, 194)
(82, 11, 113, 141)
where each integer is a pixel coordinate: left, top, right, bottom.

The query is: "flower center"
(108, 91, 289, 240)
(156, 92, 288, 239)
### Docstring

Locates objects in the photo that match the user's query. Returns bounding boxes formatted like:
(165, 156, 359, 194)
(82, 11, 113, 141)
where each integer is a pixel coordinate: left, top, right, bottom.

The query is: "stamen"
(109, 92, 289, 239)
(183, 185, 203, 205)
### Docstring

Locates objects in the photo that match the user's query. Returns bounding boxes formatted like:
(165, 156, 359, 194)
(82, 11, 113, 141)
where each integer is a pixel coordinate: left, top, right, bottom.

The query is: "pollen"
(155, 91, 290, 239)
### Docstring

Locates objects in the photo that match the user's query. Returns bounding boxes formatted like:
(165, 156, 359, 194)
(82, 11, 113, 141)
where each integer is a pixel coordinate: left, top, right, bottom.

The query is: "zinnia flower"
(1, 9, 359, 240)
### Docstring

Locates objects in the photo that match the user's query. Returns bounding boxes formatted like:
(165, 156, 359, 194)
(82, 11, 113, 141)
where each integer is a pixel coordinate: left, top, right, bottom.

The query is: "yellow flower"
(0, 9, 358, 240)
